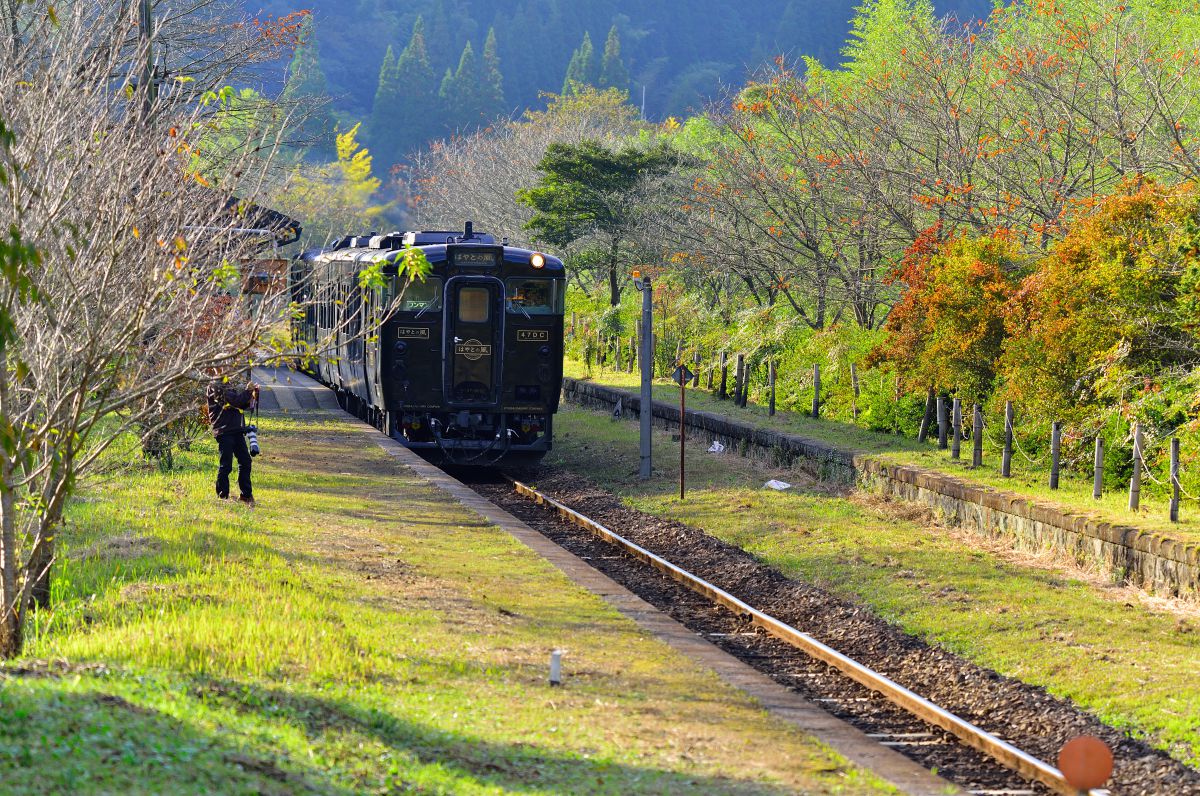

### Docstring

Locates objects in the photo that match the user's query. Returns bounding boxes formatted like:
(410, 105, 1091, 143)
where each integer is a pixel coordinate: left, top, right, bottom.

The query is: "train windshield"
(505, 278, 563, 315)
(397, 276, 442, 313)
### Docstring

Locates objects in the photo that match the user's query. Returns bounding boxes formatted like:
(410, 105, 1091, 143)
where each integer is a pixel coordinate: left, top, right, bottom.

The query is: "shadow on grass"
(186, 676, 788, 796)
(0, 684, 342, 796)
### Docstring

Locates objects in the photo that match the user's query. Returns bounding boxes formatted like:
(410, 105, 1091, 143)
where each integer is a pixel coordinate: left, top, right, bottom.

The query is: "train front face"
(385, 239, 565, 464)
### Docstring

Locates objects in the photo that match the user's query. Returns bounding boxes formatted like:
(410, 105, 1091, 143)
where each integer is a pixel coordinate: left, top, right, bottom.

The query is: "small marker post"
(672, 361, 695, 500)
(549, 650, 563, 686)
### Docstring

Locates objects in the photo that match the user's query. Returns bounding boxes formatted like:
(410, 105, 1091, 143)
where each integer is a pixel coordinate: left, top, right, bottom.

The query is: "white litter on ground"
(763, 479, 792, 491)
(707, 440, 726, 453)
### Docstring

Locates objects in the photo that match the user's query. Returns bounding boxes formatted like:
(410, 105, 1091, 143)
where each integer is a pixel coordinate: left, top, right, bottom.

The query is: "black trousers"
(216, 432, 253, 500)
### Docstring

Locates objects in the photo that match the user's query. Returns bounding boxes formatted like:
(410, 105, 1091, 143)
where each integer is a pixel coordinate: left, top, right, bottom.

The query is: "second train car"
(291, 223, 566, 465)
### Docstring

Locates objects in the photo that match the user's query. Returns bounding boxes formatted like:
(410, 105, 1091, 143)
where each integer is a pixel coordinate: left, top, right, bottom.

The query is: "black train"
(291, 223, 565, 465)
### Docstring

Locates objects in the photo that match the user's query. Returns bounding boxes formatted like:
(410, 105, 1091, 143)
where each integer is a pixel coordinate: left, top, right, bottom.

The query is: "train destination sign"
(449, 248, 502, 268)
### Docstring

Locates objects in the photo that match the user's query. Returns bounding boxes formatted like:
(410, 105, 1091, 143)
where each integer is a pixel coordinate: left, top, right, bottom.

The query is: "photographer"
(205, 373, 260, 506)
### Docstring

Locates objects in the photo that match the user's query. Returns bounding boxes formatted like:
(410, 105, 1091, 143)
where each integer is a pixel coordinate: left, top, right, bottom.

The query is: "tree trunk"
(608, 239, 621, 306)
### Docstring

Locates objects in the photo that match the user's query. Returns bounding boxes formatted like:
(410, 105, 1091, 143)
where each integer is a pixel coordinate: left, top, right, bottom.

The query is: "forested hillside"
(253, 0, 989, 167)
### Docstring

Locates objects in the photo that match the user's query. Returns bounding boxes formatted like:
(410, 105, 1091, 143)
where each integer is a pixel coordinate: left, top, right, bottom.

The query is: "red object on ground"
(1058, 735, 1113, 790)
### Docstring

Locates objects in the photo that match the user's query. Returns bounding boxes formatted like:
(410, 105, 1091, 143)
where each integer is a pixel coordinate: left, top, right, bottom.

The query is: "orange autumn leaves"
(876, 180, 1200, 421)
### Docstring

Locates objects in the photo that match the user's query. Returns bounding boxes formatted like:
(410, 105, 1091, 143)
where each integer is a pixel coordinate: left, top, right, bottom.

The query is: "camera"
(245, 424, 260, 457)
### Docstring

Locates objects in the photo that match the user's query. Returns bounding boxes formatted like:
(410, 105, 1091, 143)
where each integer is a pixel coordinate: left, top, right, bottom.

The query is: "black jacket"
(206, 382, 256, 437)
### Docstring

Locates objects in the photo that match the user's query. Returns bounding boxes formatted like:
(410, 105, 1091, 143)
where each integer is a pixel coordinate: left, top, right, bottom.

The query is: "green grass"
(547, 404, 1200, 770)
(567, 359, 1200, 546)
(0, 412, 894, 795)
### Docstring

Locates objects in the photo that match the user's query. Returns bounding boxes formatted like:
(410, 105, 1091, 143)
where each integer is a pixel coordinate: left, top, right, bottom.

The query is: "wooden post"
(718, 351, 729, 400)
(729, 352, 739, 405)
(1129, 422, 1143, 511)
(1093, 437, 1103, 499)
(850, 363, 861, 420)
(951, 398, 961, 460)
(1049, 421, 1062, 490)
(1170, 437, 1180, 522)
(972, 403, 983, 467)
(768, 360, 777, 417)
(615, 336, 623, 371)
(1002, 401, 1014, 478)
(692, 352, 701, 388)
(917, 387, 935, 443)
(629, 336, 636, 372)
(739, 362, 752, 408)
(811, 364, 821, 419)
(937, 396, 948, 450)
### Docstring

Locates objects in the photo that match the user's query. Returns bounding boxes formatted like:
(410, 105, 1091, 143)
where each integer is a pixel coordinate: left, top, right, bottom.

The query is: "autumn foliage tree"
(1000, 179, 1200, 424)
(873, 233, 1020, 400)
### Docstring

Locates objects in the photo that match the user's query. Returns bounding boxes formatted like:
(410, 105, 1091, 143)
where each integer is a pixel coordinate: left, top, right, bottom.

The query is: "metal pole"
(639, 277, 653, 480)
(679, 369, 686, 500)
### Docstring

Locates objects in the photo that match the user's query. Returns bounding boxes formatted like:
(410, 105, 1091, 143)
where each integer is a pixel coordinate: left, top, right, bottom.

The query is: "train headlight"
(530, 252, 546, 269)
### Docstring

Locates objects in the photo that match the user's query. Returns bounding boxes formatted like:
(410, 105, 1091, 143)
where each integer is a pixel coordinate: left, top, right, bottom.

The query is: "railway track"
(474, 473, 1141, 796)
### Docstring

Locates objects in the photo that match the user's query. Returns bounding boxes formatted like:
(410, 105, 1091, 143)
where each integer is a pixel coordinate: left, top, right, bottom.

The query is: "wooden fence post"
(917, 387, 935, 443)
(718, 351, 729, 400)
(1002, 401, 1014, 478)
(741, 363, 753, 407)
(811, 364, 821, 419)
(768, 360, 777, 417)
(733, 354, 745, 407)
(1129, 422, 1143, 511)
(951, 398, 962, 460)
(1093, 437, 1103, 499)
(692, 351, 701, 388)
(972, 403, 983, 467)
(1171, 437, 1181, 523)
(615, 336, 623, 371)
(629, 336, 637, 372)
(1049, 421, 1062, 489)
(850, 363, 861, 420)
(937, 396, 948, 450)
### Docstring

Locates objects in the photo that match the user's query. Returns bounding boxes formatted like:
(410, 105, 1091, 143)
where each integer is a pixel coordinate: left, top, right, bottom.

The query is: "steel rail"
(507, 477, 1107, 796)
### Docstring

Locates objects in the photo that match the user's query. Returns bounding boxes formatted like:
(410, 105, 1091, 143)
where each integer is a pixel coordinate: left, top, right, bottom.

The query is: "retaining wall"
(562, 378, 1199, 598)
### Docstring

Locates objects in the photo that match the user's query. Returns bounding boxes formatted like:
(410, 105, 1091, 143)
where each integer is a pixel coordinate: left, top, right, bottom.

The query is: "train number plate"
(517, 329, 549, 342)
(396, 327, 430, 339)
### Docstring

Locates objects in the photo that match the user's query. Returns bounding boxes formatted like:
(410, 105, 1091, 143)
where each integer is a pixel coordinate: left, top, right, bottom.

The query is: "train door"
(443, 276, 504, 407)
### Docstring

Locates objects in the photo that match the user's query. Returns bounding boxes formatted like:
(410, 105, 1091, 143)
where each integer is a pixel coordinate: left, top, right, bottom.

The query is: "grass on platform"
(0, 412, 895, 796)
(547, 404, 1200, 770)
(566, 360, 1200, 546)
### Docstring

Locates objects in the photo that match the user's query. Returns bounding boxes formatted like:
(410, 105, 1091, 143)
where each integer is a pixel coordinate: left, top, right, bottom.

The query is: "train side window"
(458, 286, 490, 323)
(505, 278, 563, 315)
(398, 277, 442, 312)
